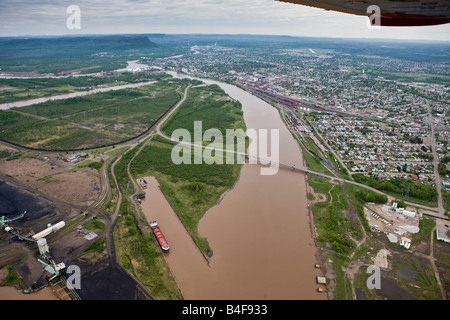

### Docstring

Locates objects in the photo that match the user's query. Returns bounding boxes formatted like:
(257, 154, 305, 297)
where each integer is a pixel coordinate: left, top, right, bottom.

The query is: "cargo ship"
(150, 220, 170, 252)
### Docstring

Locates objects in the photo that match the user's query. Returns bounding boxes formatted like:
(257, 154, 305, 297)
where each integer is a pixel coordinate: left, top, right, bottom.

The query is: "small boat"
(150, 220, 170, 252)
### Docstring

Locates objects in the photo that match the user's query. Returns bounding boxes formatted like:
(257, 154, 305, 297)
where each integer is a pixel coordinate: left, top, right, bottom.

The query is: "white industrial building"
(436, 228, 450, 244)
(383, 203, 417, 219)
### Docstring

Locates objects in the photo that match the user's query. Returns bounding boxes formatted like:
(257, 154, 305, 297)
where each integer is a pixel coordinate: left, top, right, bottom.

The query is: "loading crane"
(1, 210, 74, 298)
(0, 211, 26, 229)
(37, 259, 66, 281)
(0, 211, 36, 242)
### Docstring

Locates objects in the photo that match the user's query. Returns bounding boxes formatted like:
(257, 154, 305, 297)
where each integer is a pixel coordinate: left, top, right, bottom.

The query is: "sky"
(0, 0, 449, 41)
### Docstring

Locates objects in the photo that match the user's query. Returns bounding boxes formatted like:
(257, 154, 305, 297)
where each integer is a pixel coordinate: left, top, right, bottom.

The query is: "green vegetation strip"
(111, 142, 182, 299)
(0, 80, 182, 150)
(130, 136, 242, 254)
(352, 173, 438, 208)
(130, 84, 247, 254)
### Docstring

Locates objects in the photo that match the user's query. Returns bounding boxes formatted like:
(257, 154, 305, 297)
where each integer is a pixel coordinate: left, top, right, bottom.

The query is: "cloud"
(0, 0, 449, 41)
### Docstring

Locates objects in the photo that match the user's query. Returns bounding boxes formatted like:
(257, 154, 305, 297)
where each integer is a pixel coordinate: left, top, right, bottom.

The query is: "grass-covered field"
(162, 84, 246, 147)
(0, 79, 182, 150)
(308, 175, 354, 255)
(113, 193, 183, 300)
(0, 72, 170, 104)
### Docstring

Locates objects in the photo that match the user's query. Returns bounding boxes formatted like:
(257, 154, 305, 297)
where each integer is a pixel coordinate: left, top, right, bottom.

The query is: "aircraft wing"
(276, 0, 450, 26)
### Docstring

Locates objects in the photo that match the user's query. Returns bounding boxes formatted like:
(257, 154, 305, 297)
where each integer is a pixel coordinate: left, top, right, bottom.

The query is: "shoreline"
(167, 70, 326, 299)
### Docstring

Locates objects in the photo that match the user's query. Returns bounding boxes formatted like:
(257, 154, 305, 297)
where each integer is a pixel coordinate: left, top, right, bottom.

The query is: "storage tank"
(37, 238, 49, 256)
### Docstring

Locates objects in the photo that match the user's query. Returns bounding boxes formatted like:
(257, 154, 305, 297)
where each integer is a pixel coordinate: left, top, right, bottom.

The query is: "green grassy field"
(0, 80, 182, 150)
(162, 84, 246, 146)
(108, 80, 247, 298)
(0, 73, 169, 104)
(113, 192, 183, 300)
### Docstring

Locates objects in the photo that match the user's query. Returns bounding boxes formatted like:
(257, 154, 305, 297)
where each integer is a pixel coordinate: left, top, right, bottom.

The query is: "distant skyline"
(1, 0, 449, 41)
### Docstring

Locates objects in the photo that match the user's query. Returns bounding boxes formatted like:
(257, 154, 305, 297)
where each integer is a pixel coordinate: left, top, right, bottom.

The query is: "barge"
(150, 220, 170, 252)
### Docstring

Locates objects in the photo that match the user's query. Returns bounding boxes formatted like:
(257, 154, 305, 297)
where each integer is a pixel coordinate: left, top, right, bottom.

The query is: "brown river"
(0, 69, 326, 299)
(139, 71, 327, 300)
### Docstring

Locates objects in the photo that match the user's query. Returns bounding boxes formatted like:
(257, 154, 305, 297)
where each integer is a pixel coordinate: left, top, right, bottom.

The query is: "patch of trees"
(409, 136, 423, 144)
(355, 189, 387, 204)
(353, 174, 437, 202)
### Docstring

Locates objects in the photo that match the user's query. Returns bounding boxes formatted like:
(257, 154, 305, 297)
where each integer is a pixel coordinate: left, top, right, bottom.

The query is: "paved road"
(155, 84, 191, 136)
(427, 100, 445, 215)
(292, 166, 447, 219)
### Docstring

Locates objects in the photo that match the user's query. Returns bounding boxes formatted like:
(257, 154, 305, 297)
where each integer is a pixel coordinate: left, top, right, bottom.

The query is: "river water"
(0, 66, 326, 299)
(140, 71, 327, 299)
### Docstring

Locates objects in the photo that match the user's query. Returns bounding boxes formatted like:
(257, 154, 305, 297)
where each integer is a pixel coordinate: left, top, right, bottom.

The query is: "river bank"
(136, 70, 327, 299)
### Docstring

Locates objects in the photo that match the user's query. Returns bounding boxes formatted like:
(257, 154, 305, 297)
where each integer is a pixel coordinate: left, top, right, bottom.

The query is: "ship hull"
(150, 220, 170, 253)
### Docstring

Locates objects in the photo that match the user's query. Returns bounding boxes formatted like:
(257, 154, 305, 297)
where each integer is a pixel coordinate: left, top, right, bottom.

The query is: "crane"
(0, 211, 26, 229)
(38, 259, 66, 281)
(0, 211, 36, 242)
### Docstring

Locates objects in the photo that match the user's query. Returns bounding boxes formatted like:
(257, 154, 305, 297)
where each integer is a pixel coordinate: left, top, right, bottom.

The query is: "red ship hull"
(150, 220, 170, 253)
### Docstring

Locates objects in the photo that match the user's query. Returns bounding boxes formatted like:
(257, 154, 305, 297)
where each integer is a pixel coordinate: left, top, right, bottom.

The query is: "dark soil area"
(65, 257, 150, 300)
(0, 181, 66, 231)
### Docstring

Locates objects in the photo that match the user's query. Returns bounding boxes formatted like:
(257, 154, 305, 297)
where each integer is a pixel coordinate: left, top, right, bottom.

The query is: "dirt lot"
(0, 157, 55, 183)
(0, 153, 78, 183)
(374, 248, 391, 269)
(30, 168, 101, 206)
(0, 150, 102, 206)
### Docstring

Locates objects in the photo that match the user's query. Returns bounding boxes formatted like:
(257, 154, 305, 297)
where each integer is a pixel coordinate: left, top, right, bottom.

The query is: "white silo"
(37, 238, 49, 256)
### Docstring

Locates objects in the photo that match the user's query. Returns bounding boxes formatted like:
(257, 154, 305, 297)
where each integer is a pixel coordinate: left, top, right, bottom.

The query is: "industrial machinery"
(0, 211, 35, 242)
(38, 259, 66, 281)
(1, 211, 67, 284)
(0, 211, 27, 230)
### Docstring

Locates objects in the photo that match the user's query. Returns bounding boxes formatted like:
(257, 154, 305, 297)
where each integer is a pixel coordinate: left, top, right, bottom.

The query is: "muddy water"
(139, 71, 326, 299)
(139, 177, 212, 299)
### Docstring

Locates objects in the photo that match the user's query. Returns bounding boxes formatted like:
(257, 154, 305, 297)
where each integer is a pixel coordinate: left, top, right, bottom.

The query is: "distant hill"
(0, 35, 158, 74)
(0, 35, 157, 57)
